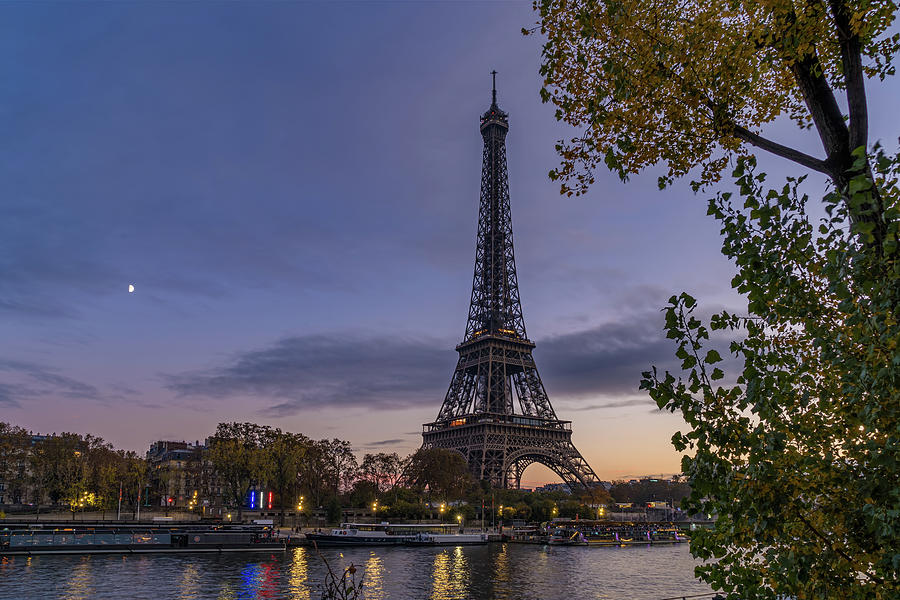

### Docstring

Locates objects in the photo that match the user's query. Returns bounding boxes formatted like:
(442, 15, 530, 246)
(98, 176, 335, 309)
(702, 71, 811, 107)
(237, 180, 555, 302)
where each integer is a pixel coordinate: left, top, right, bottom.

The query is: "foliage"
(302, 438, 359, 508)
(378, 499, 426, 520)
(608, 479, 691, 505)
(359, 452, 405, 493)
(29, 433, 90, 505)
(404, 448, 475, 500)
(261, 428, 308, 524)
(641, 151, 900, 599)
(0, 423, 31, 504)
(531, 0, 898, 196)
(348, 480, 379, 508)
(208, 431, 265, 519)
(326, 496, 343, 525)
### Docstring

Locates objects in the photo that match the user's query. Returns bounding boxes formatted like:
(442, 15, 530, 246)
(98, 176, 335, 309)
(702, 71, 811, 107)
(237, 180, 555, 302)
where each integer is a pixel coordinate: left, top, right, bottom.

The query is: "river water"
(0, 543, 714, 600)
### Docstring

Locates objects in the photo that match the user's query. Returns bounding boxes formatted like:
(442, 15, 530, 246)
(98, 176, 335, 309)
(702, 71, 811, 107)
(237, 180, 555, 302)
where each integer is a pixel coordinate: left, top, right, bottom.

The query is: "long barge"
(306, 522, 488, 547)
(0, 522, 289, 556)
(508, 520, 690, 546)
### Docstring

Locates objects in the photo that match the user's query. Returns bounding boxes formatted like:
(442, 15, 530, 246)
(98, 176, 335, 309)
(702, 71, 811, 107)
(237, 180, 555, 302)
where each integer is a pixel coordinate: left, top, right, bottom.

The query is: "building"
(146, 440, 207, 509)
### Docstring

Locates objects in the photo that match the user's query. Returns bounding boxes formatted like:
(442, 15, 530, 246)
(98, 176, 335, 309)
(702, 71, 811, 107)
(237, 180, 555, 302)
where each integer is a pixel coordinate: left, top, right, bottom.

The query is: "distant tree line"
(0, 422, 145, 516)
(2, 420, 680, 525)
(607, 478, 691, 506)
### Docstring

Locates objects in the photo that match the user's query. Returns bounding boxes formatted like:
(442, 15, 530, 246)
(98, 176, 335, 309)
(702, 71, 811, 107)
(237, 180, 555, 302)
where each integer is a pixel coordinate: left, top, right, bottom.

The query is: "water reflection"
(238, 560, 281, 599)
(430, 547, 469, 600)
(0, 542, 713, 600)
(493, 543, 510, 584)
(62, 556, 95, 600)
(363, 551, 385, 600)
(177, 562, 201, 599)
(287, 548, 311, 600)
(217, 581, 237, 600)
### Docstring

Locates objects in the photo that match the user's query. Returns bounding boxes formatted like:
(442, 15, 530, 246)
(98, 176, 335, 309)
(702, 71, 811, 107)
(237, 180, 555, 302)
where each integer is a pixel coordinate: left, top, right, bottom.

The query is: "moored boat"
(547, 527, 588, 546)
(305, 523, 488, 547)
(0, 523, 285, 556)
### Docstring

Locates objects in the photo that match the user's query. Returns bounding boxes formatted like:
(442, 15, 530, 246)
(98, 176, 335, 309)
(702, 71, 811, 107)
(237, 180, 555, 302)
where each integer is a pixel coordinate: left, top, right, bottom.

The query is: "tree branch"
(730, 124, 831, 176)
(827, 0, 868, 151)
(796, 511, 884, 585)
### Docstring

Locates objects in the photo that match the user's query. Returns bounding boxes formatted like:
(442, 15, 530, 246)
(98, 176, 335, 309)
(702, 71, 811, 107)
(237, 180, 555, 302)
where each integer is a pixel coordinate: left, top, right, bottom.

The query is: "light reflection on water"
(363, 551, 386, 600)
(0, 543, 713, 600)
(287, 548, 311, 600)
(62, 556, 95, 600)
(177, 563, 201, 599)
(491, 542, 510, 592)
(429, 547, 469, 600)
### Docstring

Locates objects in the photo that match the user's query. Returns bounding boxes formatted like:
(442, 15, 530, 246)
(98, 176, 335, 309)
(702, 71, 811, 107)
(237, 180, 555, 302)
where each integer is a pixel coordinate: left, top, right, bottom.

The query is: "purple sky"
(3, 2, 898, 485)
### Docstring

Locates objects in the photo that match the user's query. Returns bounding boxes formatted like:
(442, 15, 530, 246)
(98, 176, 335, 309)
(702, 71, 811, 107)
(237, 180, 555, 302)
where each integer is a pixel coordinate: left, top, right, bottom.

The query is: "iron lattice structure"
(422, 76, 600, 490)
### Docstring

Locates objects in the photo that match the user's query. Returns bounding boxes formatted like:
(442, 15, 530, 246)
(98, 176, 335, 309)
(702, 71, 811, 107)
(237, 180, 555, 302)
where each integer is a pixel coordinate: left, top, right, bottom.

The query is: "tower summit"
(422, 76, 600, 489)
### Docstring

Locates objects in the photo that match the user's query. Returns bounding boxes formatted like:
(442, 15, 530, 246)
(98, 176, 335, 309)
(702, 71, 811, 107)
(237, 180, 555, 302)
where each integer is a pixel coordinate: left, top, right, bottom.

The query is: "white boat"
(305, 523, 488, 547)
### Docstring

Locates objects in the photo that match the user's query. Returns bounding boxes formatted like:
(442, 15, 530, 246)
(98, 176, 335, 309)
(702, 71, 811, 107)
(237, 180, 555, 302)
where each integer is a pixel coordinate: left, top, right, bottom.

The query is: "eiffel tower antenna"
(422, 79, 600, 490)
(491, 70, 497, 105)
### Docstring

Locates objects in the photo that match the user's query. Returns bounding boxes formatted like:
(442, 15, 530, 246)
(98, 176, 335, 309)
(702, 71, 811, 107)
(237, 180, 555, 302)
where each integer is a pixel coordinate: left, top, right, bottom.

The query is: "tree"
(29, 433, 86, 506)
(0, 422, 31, 504)
(533, 2, 899, 597)
(359, 452, 404, 493)
(119, 451, 148, 518)
(260, 429, 308, 525)
(642, 152, 899, 598)
(208, 423, 270, 521)
(405, 448, 474, 501)
(608, 479, 690, 505)
(318, 438, 358, 497)
(326, 496, 343, 525)
(349, 479, 379, 509)
(532, 0, 897, 246)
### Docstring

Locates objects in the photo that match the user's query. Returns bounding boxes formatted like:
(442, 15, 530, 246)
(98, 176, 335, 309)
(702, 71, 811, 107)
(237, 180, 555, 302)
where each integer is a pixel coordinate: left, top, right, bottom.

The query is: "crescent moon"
(128, 284, 135, 293)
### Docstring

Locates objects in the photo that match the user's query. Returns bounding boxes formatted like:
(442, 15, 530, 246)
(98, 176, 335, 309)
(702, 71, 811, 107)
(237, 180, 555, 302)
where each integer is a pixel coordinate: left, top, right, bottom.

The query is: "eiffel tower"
(422, 74, 600, 490)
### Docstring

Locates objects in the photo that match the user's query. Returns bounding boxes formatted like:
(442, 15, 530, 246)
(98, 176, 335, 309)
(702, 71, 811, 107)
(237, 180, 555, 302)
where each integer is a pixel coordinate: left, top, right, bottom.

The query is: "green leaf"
(705, 349, 723, 364)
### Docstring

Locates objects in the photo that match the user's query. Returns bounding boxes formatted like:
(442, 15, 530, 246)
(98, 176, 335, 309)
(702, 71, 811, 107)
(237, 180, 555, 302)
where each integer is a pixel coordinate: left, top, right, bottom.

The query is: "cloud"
(166, 334, 454, 416)
(537, 307, 739, 402)
(166, 305, 740, 417)
(565, 398, 654, 411)
(363, 439, 405, 447)
(536, 315, 675, 399)
(0, 383, 25, 408)
(0, 359, 103, 405)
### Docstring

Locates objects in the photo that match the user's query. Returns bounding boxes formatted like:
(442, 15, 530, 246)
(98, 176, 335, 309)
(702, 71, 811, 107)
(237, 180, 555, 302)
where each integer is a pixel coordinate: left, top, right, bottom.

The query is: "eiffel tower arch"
(422, 74, 600, 490)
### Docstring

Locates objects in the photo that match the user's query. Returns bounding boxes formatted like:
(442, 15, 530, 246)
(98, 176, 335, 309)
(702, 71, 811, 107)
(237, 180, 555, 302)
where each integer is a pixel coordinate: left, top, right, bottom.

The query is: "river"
(0, 543, 714, 600)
